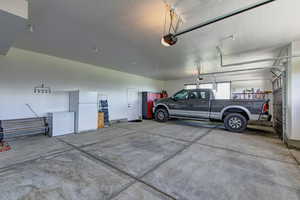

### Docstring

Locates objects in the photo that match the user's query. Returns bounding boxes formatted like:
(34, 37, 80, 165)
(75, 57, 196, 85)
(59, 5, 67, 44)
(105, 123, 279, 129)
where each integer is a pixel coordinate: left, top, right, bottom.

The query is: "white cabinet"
(48, 112, 75, 137)
(77, 104, 98, 132)
(69, 91, 98, 133)
(79, 92, 98, 104)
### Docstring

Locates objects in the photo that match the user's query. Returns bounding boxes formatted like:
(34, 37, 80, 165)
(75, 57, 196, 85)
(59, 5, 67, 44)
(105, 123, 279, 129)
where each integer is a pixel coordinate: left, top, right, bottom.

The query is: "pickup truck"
(153, 89, 271, 132)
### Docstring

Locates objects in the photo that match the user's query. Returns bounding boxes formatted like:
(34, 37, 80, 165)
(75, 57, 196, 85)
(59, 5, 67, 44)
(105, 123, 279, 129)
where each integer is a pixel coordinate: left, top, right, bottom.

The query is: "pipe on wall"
(184, 78, 271, 86)
(193, 66, 277, 77)
(216, 46, 300, 68)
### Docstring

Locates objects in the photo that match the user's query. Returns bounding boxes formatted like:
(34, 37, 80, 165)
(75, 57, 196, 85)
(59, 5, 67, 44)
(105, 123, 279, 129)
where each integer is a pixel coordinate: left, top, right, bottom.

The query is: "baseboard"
(76, 129, 97, 134)
(285, 138, 300, 149)
(110, 118, 128, 124)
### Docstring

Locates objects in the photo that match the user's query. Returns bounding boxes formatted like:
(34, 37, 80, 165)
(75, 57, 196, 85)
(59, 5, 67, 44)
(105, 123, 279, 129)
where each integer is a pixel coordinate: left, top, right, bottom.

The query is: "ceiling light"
(161, 34, 178, 47)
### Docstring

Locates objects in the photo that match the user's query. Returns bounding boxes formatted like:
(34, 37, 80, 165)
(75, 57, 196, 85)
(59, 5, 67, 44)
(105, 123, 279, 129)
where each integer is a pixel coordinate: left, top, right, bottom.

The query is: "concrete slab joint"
(0, 121, 299, 200)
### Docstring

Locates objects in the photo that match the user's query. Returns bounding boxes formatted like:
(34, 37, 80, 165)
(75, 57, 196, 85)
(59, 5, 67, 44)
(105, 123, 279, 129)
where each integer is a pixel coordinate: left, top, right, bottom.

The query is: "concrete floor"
(0, 120, 300, 200)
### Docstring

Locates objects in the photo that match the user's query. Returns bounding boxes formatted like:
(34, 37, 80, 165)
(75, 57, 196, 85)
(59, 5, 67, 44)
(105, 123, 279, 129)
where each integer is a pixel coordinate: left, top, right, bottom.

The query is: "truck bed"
(210, 99, 266, 120)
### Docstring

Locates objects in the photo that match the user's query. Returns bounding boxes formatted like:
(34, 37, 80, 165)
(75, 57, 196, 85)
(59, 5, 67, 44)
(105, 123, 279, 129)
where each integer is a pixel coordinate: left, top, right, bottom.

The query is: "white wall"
(231, 80, 272, 94)
(286, 41, 300, 140)
(165, 73, 272, 97)
(0, 48, 164, 120)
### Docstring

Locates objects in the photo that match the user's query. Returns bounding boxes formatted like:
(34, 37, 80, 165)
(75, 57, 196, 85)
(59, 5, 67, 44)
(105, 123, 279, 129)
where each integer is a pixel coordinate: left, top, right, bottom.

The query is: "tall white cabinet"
(69, 91, 98, 133)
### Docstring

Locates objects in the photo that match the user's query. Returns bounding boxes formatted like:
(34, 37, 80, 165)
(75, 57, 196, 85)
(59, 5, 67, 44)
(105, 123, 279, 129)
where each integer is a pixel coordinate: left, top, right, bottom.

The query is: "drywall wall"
(165, 73, 272, 96)
(0, 10, 27, 55)
(231, 80, 272, 94)
(0, 48, 164, 120)
(286, 41, 300, 140)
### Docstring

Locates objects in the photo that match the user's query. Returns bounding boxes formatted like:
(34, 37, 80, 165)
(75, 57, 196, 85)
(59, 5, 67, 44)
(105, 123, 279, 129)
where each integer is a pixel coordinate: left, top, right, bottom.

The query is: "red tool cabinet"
(141, 92, 163, 119)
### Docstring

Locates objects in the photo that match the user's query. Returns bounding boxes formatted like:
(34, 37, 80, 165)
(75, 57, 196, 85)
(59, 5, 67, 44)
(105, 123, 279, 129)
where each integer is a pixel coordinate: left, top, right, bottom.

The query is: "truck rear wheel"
(224, 113, 247, 133)
(155, 108, 169, 122)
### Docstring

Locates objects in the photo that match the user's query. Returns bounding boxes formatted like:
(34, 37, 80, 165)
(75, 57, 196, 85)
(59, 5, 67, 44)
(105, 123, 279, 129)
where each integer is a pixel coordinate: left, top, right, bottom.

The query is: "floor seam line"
(57, 125, 216, 200)
(287, 148, 300, 166)
(113, 123, 211, 144)
(59, 130, 139, 149)
(108, 180, 138, 200)
(0, 130, 136, 171)
(140, 131, 192, 143)
(0, 148, 73, 172)
(197, 143, 298, 166)
(106, 126, 216, 199)
(139, 126, 217, 179)
(57, 138, 177, 200)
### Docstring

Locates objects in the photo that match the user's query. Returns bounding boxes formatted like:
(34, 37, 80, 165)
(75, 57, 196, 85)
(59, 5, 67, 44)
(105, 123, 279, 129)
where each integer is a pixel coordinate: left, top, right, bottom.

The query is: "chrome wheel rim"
(229, 117, 242, 129)
(157, 111, 165, 120)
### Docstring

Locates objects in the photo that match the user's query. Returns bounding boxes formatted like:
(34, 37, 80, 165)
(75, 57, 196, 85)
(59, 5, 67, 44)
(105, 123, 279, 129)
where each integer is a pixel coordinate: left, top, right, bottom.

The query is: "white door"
(127, 88, 140, 121)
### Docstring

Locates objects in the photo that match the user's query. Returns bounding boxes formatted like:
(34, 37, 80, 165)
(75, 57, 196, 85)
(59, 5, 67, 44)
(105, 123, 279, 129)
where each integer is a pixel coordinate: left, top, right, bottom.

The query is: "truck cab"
(163, 89, 213, 119)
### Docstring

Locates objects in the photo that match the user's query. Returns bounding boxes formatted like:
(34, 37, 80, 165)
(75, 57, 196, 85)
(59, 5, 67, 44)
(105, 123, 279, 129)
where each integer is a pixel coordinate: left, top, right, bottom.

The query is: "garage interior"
(1, 0, 300, 199)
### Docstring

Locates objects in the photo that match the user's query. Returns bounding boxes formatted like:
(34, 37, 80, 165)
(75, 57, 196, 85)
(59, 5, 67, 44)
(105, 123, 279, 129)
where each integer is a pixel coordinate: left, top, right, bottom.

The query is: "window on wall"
(185, 82, 231, 99)
(185, 85, 197, 90)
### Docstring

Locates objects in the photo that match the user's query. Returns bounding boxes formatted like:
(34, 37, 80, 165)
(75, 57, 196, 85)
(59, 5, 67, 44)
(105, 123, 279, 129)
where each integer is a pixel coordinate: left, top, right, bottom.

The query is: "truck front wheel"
(224, 113, 247, 133)
(155, 108, 169, 122)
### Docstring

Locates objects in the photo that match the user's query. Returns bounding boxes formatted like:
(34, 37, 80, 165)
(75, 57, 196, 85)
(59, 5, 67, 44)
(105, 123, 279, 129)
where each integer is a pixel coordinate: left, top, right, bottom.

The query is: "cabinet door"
(52, 112, 75, 136)
(78, 104, 98, 132)
(79, 92, 98, 104)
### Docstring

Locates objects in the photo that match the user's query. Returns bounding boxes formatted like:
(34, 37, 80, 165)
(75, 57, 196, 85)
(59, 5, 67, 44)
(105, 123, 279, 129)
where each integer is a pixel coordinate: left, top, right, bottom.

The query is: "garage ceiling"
(0, 10, 27, 55)
(13, 0, 300, 80)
